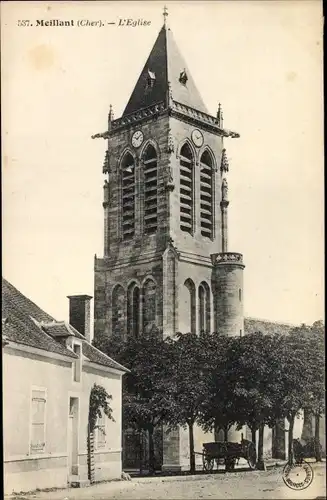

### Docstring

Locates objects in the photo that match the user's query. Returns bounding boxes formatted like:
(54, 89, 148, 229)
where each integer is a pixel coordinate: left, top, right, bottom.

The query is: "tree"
(198, 333, 238, 441)
(88, 384, 115, 483)
(168, 332, 209, 473)
(100, 329, 175, 474)
(223, 333, 286, 468)
(280, 322, 325, 463)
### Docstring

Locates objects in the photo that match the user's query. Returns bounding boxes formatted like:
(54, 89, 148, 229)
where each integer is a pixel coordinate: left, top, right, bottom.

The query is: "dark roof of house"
(2, 278, 128, 373)
(123, 24, 208, 116)
(244, 317, 294, 336)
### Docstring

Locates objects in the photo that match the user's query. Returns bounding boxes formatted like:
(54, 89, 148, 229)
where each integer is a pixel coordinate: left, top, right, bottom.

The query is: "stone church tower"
(93, 12, 245, 468)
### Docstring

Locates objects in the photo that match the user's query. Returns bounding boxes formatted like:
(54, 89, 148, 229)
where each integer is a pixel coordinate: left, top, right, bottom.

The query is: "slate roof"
(244, 317, 294, 336)
(2, 278, 128, 373)
(123, 24, 208, 116)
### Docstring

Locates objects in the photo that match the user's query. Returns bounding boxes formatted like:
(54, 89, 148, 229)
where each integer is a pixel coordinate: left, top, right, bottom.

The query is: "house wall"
(3, 346, 123, 494)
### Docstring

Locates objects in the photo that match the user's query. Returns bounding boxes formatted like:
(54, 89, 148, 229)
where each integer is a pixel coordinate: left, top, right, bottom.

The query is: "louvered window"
(143, 145, 158, 235)
(121, 153, 135, 240)
(179, 144, 194, 234)
(200, 151, 213, 238)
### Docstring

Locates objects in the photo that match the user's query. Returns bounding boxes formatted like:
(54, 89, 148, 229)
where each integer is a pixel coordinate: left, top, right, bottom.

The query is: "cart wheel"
(247, 442, 257, 470)
(203, 454, 214, 472)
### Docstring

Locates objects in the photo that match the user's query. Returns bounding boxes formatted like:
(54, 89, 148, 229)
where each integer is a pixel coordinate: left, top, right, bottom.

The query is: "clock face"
(191, 129, 204, 148)
(131, 130, 144, 148)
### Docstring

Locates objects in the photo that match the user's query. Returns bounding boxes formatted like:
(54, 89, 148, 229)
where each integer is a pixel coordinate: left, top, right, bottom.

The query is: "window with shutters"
(121, 152, 136, 240)
(199, 150, 214, 238)
(143, 145, 158, 235)
(96, 411, 106, 449)
(179, 143, 194, 234)
(30, 388, 47, 454)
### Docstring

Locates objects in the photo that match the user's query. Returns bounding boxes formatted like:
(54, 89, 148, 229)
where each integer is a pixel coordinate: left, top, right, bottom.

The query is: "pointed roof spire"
(122, 14, 208, 116)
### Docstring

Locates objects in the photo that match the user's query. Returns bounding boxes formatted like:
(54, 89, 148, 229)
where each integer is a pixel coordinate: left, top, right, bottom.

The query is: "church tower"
(93, 10, 244, 344)
(93, 9, 245, 468)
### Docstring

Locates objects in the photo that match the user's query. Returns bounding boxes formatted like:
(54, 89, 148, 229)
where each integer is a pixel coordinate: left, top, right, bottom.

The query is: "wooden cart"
(201, 439, 257, 471)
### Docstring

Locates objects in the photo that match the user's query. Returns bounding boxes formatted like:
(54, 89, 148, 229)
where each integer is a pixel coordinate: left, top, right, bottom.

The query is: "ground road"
(9, 462, 326, 500)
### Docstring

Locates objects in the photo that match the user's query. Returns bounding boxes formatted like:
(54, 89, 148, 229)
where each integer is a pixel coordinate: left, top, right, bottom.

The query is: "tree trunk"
(224, 426, 229, 442)
(87, 427, 95, 483)
(301, 408, 314, 443)
(251, 428, 256, 446)
(288, 413, 295, 464)
(314, 414, 322, 462)
(139, 430, 143, 475)
(188, 421, 196, 474)
(256, 423, 265, 470)
(214, 421, 221, 441)
(148, 426, 155, 474)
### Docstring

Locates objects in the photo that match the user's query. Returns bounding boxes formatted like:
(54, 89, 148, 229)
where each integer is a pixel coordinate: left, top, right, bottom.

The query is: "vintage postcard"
(2, 1, 325, 499)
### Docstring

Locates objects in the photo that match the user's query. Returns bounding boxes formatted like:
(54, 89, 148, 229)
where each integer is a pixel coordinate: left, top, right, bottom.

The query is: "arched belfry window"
(184, 278, 196, 334)
(198, 281, 211, 333)
(179, 143, 194, 234)
(127, 283, 140, 338)
(142, 279, 157, 333)
(200, 151, 214, 238)
(112, 285, 125, 337)
(121, 152, 136, 240)
(143, 145, 158, 235)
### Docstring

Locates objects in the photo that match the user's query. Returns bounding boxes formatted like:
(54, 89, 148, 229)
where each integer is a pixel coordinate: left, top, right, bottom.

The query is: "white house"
(2, 277, 128, 495)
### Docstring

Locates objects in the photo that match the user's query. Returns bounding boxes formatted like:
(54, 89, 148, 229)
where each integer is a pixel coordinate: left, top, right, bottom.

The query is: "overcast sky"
(2, 1, 323, 327)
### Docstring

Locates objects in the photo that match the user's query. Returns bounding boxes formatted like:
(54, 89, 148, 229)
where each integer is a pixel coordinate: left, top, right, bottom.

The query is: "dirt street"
(9, 463, 326, 500)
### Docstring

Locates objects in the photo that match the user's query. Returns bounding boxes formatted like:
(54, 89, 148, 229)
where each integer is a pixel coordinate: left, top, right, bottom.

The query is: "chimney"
(67, 295, 92, 342)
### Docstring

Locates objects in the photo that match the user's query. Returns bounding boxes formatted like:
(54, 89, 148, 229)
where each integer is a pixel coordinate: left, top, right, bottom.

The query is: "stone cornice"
(92, 100, 240, 140)
(211, 252, 245, 269)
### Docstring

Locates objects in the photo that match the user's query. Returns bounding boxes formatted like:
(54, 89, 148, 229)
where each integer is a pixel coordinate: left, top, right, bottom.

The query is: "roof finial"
(108, 104, 114, 131)
(217, 102, 223, 128)
(163, 5, 168, 26)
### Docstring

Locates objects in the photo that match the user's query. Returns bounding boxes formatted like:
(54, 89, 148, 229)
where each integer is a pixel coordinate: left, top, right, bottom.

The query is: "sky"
(2, 0, 324, 328)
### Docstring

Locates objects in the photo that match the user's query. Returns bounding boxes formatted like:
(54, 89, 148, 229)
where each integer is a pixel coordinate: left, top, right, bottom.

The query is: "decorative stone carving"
(102, 150, 110, 174)
(167, 130, 174, 153)
(221, 148, 229, 173)
(103, 179, 110, 207)
(222, 177, 228, 202)
(211, 252, 243, 265)
(165, 165, 175, 191)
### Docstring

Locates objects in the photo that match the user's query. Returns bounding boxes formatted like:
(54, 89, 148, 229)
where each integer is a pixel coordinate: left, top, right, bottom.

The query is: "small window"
(31, 388, 46, 453)
(145, 69, 156, 91)
(73, 343, 81, 382)
(96, 412, 106, 449)
(239, 288, 242, 302)
(179, 70, 188, 85)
